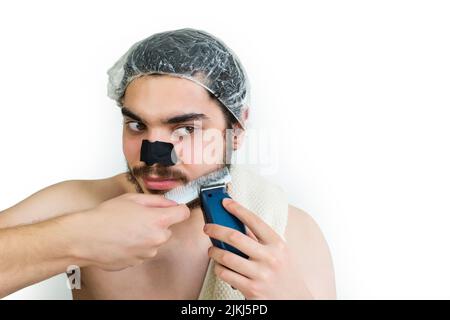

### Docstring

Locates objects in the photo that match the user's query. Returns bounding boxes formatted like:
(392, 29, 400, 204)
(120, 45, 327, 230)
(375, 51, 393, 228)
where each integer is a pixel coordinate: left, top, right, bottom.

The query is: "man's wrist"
(51, 210, 93, 269)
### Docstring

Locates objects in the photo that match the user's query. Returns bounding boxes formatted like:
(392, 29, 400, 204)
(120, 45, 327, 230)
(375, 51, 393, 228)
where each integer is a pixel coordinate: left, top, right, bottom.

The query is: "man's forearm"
(0, 213, 85, 298)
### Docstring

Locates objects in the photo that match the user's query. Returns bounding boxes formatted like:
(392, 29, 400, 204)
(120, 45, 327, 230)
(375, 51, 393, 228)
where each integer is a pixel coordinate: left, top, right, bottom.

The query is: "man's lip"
(142, 177, 180, 190)
(145, 176, 177, 181)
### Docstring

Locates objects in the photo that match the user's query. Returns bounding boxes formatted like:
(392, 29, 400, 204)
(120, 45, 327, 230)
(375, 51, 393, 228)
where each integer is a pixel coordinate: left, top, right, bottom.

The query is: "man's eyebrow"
(121, 107, 144, 122)
(121, 107, 209, 125)
(163, 113, 209, 124)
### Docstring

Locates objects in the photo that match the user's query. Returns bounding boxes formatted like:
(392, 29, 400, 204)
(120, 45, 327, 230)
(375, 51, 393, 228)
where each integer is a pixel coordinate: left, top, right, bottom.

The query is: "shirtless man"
(0, 27, 336, 299)
(0, 73, 336, 299)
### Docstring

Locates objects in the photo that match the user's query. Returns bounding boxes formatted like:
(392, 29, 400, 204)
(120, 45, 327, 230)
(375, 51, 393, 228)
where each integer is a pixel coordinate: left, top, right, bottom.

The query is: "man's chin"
(145, 188, 168, 195)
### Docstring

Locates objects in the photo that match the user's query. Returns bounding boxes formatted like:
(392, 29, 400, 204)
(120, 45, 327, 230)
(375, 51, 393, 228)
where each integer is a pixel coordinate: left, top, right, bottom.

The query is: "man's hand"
(68, 193, 190, 271)
(0, 192, 190, 298)
(203, 198, 313, 300)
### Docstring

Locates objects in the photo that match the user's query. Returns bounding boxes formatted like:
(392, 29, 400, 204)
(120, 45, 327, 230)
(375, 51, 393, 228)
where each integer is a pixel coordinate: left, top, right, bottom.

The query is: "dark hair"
(207, 90, 239, 129)
(206, 90, 238, 169)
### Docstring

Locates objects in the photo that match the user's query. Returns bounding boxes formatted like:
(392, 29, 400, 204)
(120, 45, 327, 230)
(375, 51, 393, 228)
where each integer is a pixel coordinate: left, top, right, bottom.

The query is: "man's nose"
(144, 128, 174, 144)
(140, 139, 178, 167)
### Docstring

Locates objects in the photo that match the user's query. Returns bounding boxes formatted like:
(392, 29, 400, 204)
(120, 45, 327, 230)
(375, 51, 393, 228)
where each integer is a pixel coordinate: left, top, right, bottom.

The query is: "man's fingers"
(158, 204, 191, 227)
(213, 263, 252, 296)
(204, 224, 267, 260)
(245, 226, 259, 242)
(124, 193, 189, 227)
(208, 246, 260, 279)
(222, 198, 281, 244)
(127, 193, 178, 208)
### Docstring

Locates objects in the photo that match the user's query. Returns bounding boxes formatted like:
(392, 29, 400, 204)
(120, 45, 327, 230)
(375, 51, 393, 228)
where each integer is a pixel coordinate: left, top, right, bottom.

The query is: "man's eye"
(172, 126, 196, 138)
(126, 121, 146, 132)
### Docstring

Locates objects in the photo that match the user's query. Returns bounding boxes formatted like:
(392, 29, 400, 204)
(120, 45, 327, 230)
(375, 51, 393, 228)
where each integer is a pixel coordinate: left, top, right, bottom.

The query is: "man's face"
(121, 74, 234, 194)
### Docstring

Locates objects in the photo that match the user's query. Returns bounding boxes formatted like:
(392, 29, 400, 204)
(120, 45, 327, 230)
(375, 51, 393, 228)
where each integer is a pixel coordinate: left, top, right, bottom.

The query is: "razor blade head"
(163, 167, 232, 204)
(200, 183, 227, 193)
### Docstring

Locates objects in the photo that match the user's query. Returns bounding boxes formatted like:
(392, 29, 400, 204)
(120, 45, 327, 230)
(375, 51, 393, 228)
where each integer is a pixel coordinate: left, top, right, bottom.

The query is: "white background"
(1, 0, 449, 299)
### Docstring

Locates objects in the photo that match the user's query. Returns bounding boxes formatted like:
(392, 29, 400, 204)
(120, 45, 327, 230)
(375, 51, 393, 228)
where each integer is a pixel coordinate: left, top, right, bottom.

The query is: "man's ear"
(232, 107, 249, 150)
(231, 125, 245, 150)
(242, 108, 249, 122)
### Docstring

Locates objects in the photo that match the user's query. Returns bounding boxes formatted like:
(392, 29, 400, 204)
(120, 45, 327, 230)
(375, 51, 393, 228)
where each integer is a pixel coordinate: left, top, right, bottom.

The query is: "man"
(0, 28, 336, 299)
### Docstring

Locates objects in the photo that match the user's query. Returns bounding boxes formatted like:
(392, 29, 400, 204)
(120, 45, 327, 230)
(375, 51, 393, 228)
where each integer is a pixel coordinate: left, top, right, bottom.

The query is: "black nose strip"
(140, 140, 177, 166)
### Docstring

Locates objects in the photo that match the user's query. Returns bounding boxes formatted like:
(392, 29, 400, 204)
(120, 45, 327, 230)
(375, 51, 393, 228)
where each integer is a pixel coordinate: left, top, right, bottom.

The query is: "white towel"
(197, 164, 289, 300)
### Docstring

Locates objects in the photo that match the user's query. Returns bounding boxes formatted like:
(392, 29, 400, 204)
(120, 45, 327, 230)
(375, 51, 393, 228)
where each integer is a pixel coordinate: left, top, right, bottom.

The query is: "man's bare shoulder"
(0, 173, 130, 228)
(285, 206, 326, 240)
(284, 205, 337, 299)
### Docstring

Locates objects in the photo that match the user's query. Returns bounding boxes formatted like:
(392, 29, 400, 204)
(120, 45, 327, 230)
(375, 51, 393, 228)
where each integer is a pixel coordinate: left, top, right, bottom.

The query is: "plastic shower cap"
(107, 28, 251, 128)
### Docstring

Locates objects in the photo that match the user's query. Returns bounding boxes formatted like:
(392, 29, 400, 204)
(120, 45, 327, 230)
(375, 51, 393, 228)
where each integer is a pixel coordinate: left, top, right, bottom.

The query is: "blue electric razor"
(200, 183, 249, 259)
